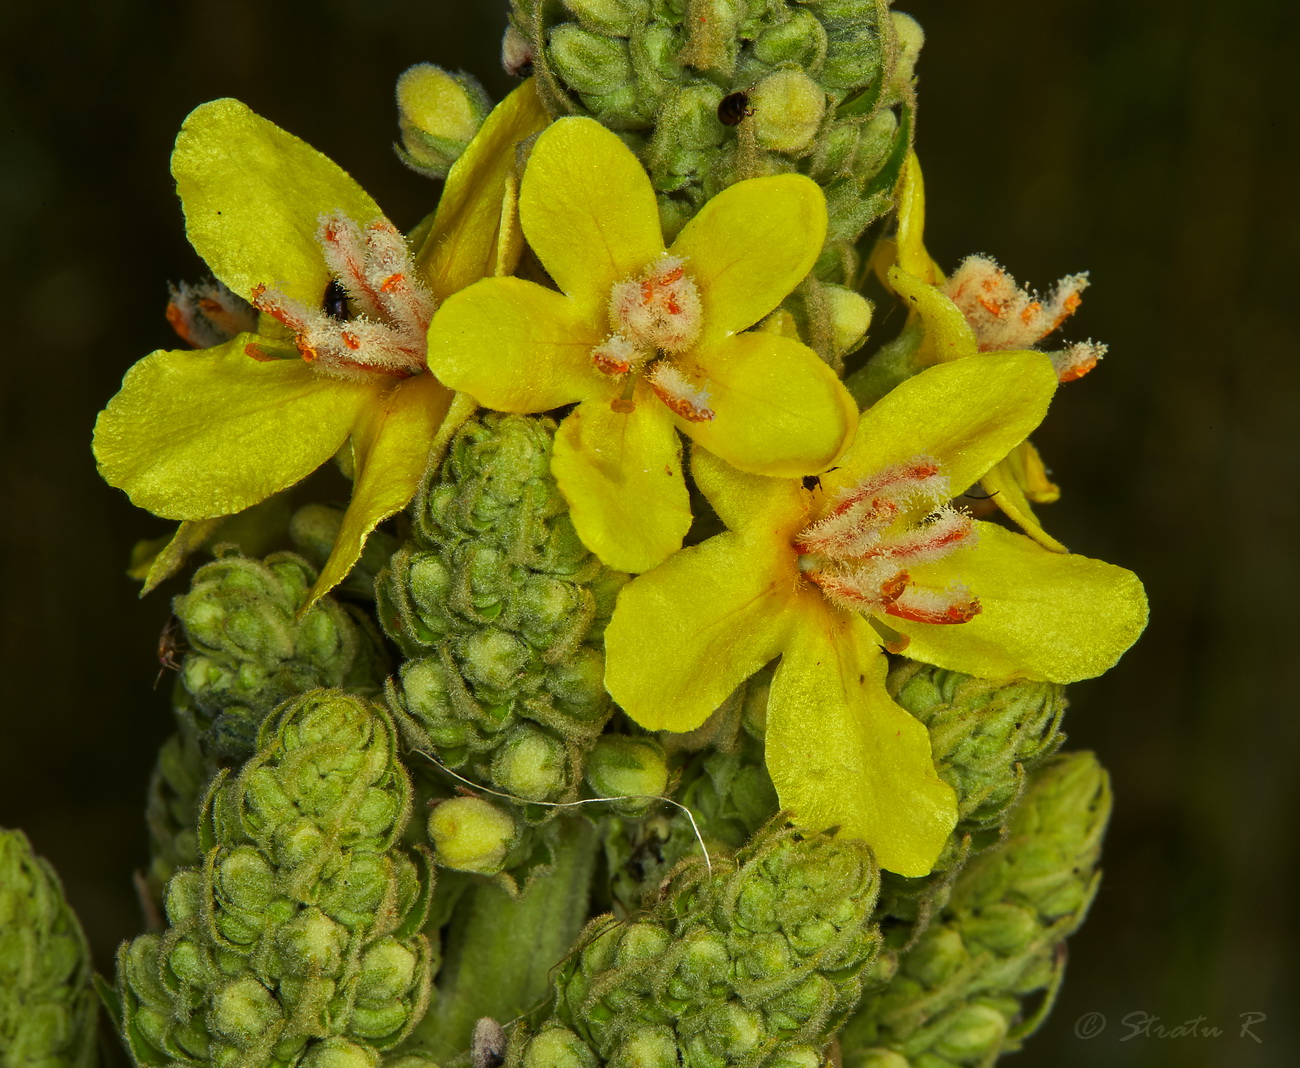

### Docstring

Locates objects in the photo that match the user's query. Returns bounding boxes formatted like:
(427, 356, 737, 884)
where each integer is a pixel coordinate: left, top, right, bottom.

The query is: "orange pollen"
(978, 296, 1007, 317)
(244, 343, 277, 362)
(1019, 299, 1042, 325)
(592, 351, 631, 376)
(380, 273, 404, 292)
(341, 331, 361, 350)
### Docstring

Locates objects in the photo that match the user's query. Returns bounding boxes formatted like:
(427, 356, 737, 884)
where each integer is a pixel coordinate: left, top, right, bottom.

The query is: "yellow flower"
(427, 117, 858, 573)
(605, 352, 1147, 877)
(93, 83, 548, 604)
(880, 152, 1106, 552)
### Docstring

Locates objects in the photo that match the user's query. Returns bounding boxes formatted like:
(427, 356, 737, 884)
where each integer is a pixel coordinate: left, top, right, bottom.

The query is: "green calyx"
(116, 691, 436, 1067)
(510, 0, 921, 290)
(840, 752, 1111, 1068)
(378, 413, 628, 812)
(0, 829, 97, 1068)
(395, 63, 493, 179)
(515, 820, 880, 1066)
(174, 550, 390, 765)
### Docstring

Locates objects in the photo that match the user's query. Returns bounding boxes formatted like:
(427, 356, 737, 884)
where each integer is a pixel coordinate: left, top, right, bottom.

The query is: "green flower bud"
(428, 797, 518, 875)
(174, 551, 389, 765)
(541, 821, 879, 1064)
(395, 64, 492, 179)
(379, 414, 627, 826)
(841, 753, 1112, 1068)
(751, 71, 827, 153)
(0, 829, 96, 1068)
(585, 736, 668, 815)
(116, 692, 435, 1066)
(516, 1024, 598, 1068)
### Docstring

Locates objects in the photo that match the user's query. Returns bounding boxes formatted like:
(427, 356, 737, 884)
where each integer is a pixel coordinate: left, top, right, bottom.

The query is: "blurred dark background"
(1, 2, 1295, 1065)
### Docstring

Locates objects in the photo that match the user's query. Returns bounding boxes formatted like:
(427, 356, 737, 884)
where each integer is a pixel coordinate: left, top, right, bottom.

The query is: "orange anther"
(380, 273, 404, 293)
(342, 331, 361, 350)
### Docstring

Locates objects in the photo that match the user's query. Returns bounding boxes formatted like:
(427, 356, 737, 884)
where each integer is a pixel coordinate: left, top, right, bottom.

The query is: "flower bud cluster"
(864, 664, 1068, 988)
(512, 821, 880, 1067)
(175, 551, 390, 765)
(509, 0, 922, 285)
(840, 753, 1110, 1067)
(0, 829, 97, 1068)
(116, 691, 436, 1067)
(378, 413, 628, 816)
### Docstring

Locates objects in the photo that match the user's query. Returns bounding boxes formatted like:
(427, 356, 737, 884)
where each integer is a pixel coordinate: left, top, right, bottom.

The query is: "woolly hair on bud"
(0, 829, 97, 1068)
(378, 412, 628, 821)
(839, 752, 1112, 1068)
(114, 691, 436, 1068)
(510, 819, 882, 1067)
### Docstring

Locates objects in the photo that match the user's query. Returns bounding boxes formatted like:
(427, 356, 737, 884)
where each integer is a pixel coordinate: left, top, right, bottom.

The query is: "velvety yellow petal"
(93, 337, 374, 519)
(670, 174, 827, 343)
(604, 533, 795, 731)
(419, 79, 549, 301)
(518, 117, 664, 316)
(766, 609, 957, 877)
(172, 99, 383, 305)
(690, 445, 808, 538)
(904, 522, 1149, 683)
(682, 332, 857, 477)
(304, 374, 455, 608)
(888, 265, 976, 366)
(427, 278, 600, 411)
(979, 456, 1067, 553)
(822, 351, 1057, 503)
(551, 394, 692, 573)
(893, 151, 944, 285)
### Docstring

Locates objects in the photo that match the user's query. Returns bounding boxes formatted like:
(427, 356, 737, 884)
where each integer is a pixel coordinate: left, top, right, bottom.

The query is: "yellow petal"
(690, 445, 807, 538)
(427, 277, 600, 411)
(683, 332, 857, 478)
(518, 117, 664, 317)
(419, 79, 550, 302)
(979, 455, 1067, 553)
(130, 519, 225, 592)
(304, 374, 455, 608)
(822, 351, 1057, 503)
(551, 394, 692, 573)
(904, 522, 1149, 683)
(766, 609, 957, 877)
(604, 533, 795, 731)
(172, 99, 383, 305)
(888, 265, 977, 366)
(894, 151, 944, 285)
(670, 174, 827, 343)
(93, 336, 373, 519)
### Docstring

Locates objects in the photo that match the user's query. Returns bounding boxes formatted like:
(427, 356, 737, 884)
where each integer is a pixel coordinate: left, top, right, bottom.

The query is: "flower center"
(250, 211, 435, 381)
(589, 254, 713, 422)
(794, 456, 981, 627)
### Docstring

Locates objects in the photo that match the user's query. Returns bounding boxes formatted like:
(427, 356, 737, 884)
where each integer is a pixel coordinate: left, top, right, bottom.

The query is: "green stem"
(414, 819, 598, 1060)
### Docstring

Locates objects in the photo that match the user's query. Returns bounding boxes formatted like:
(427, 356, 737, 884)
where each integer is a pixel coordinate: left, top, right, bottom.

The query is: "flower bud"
(517, 1024, 599, 1068)
(585, 736, 668, 814)
(0, 829, 96, 1068)
(428, 797, 518, 874)
(750, 71, 826, 154)
(395, 64, 492, 179)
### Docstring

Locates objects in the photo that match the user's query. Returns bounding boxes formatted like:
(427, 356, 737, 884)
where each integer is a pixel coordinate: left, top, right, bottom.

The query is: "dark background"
(1, 2, 1295, 1065)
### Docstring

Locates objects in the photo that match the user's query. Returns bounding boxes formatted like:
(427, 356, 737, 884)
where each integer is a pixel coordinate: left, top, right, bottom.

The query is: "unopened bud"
(585, 736, 668, 813)
(750, 71, 826, 154)
(396, 64, 492, 179)
(825, 284, 873, 358)
(491, 724, 569, 802)
(301, 1038, 382, 1068)
(427, 797, 518, 874)
(520, 1025, 598, 1068)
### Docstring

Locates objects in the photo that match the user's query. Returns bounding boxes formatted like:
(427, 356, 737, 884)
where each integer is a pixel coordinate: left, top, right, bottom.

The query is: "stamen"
(884, 583, 980, 625)
(249, 211, 434, 381)
(646, 362, 715, 423)
(166, 279, 257, 348)
(590, 334, 641, 377)
(608, 254, 703, 354)
(795, 458, 948, 557)
(1049, 339, 1106, 383)
(944, 255, 1090, 352)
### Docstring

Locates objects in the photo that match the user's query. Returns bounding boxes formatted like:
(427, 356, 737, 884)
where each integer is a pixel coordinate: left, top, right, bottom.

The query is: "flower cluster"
(79, 12, 1150, 1066)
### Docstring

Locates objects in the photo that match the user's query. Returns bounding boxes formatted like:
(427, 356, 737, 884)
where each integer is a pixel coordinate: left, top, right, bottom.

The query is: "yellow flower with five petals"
(605, 351, 1147, 877)
(93, 83, 549, 604)
(427, 117, 858, 573)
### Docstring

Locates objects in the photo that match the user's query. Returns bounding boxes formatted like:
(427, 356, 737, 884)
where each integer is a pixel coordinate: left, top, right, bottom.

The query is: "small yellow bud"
(427, 797, 518, 874)
(750, 71, 826, 154)
(823, 284, 874, 358)
(395, 64, 491, 179)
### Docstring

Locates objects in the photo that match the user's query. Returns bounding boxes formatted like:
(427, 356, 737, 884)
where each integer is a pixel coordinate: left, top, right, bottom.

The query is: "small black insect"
(323, 278, 349, 320)
(717, 90, 754, 126)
